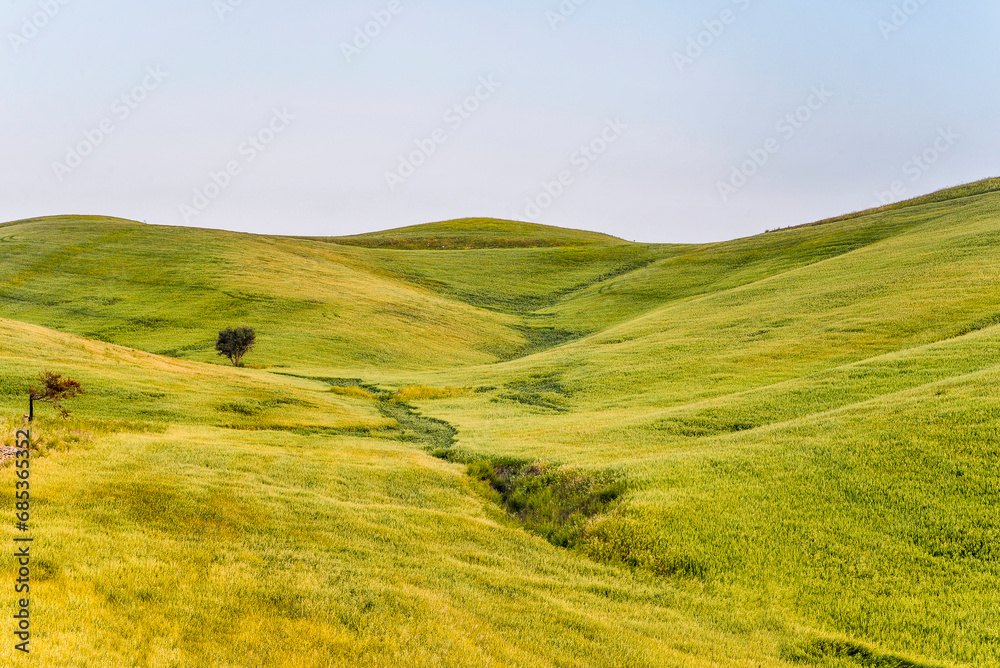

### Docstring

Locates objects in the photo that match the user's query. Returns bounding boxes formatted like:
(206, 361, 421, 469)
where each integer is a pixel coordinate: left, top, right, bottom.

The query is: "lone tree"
(29, 371, 83, 419)
(215, 326, 256, 367)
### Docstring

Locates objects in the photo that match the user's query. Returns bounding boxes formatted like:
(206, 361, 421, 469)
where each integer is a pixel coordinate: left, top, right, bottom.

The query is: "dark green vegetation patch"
(467, 459, 626, 549)
(493, 371, 574, 413)
(313, 377, 624, 554)
(782, 637, 942, 668)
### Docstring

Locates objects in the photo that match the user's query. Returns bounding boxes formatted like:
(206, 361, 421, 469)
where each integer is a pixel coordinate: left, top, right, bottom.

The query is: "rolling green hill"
(2, 180, 999, 666)
(325, 217, 628, 249)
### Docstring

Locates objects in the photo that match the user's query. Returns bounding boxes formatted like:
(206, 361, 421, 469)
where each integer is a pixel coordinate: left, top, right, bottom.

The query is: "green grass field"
(1, 179, 999, 666)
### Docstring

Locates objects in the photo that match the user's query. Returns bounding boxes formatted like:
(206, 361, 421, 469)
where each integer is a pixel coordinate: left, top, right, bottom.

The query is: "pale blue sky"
(2, 0, 997, 242)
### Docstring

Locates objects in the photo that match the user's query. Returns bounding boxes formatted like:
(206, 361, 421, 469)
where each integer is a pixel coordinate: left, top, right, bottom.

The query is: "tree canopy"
(215, 326, 256, 367)
(30, 370, 83, 418)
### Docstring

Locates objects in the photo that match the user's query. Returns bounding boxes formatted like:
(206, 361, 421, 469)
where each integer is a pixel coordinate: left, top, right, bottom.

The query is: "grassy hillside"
(3, 180, 1000, 666)
(0, 217, 531, 370)
(0, 319, 782, 667)
(0, 317, 388, 431)
(326, 217, 627, 249)
(0, 216, 671, 368)
(783, 176, 1000, 231)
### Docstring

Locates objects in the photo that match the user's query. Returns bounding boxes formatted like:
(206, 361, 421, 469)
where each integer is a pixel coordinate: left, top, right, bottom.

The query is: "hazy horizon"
(3, 1, 998, 244)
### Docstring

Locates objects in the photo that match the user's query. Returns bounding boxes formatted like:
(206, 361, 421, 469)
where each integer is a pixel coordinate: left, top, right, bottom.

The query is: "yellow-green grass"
(0, 318, 386, 432)
(2, 181, 1000, 666)
(0, 321, 787, 666)
(2, 423, 796, 666)
(1, 206, 958, 372)
(325, 217, 628, 249)
(390, 386, 467, 402)
(345, 184, 1000, 665)
(784, 176, 1000, 231)
(0, 217, 527, 371)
